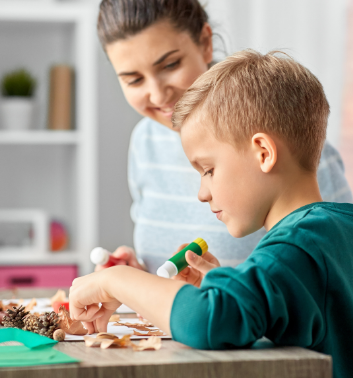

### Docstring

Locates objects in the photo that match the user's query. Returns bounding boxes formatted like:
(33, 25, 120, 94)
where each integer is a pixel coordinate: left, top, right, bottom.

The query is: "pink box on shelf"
(0, 265, 77, 288)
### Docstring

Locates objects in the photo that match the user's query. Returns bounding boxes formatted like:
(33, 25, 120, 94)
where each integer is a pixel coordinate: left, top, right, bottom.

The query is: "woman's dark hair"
(97, 0, 209, 49)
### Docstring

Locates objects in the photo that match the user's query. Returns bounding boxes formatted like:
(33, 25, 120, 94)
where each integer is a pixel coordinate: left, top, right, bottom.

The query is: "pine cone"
(3, 305, 30, 329)
(23, 314, 40, 333)
(36, 312, 60, 338)
(0, 311, 7, 326)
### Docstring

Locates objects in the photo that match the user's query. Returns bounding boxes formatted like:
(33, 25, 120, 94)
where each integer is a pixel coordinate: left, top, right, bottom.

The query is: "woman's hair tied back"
(97, 0, 208, 48)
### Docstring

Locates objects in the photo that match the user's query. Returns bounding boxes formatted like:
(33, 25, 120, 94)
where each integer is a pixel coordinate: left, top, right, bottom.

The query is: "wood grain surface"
(0, 339, 332, 378)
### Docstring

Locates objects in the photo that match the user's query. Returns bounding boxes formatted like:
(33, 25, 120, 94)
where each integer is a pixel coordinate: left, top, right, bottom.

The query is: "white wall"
(97, 0, 348, 250)
(206, 0, 347, 146)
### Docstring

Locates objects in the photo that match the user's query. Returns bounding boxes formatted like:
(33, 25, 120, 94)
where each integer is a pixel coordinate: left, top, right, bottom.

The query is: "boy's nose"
(198, 186, 212, 203)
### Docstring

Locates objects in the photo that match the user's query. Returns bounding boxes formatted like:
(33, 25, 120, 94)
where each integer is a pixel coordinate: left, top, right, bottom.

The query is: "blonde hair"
(172, 49, 329, 172)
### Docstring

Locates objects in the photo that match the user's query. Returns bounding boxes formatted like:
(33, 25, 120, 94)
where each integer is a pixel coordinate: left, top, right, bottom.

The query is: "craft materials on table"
(157, 237, 208, 278)
(1, 296, 136, 315)
(1, 291, 168, 346)
(65, 318, 170, 341)
(0, 328, 78, 367)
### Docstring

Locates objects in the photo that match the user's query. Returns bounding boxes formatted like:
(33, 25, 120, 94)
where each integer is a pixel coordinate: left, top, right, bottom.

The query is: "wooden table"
(0, 288, 332, 378)
(0, 337, 332, 378)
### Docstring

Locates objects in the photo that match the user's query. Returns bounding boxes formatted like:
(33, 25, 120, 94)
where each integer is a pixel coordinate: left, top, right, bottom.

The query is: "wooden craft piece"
(113, 322, 154, 331)
(2, 302, 18, 311)
(96, 332, 117, 340)
(84, 333, 161, 351)
(133, 330, 166, 337)
(132, 336, 162, 351)
(50, 289, 66, 306)
(84, 334, 131, 349)
(57, 305, 87, 335)
(24, 298, 37, 312)
(108, 314, 120, 322)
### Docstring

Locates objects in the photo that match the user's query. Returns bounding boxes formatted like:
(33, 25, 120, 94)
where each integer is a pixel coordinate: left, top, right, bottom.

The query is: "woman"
(96, 0, 352, 274)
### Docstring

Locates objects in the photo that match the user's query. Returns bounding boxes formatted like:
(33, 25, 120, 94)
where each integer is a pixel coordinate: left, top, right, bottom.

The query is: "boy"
(70, 50, 353, 378)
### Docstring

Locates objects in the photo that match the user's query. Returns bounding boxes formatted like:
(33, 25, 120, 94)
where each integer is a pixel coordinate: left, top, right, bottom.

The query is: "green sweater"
(171, 202, 353, 378)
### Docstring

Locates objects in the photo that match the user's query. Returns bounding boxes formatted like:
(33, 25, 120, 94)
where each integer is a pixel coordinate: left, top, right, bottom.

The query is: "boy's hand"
(172, 243, 220, 287)
(69, 270, 122, 334)
(94, 245, 145, 272)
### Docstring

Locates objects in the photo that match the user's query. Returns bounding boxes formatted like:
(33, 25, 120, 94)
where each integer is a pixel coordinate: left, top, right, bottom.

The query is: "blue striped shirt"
(128, 118, 353, 274)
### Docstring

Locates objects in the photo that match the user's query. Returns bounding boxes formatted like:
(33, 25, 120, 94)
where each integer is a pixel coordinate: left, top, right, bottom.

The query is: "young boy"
(70, 50, 353, 378)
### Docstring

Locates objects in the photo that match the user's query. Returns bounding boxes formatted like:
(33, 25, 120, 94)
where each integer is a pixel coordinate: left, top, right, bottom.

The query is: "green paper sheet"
(0, 328, 79, 367)
(0, 328, 57, 349)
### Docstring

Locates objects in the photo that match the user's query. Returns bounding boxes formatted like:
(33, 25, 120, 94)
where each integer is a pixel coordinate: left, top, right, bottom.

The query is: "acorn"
(53, 329, 66, 342)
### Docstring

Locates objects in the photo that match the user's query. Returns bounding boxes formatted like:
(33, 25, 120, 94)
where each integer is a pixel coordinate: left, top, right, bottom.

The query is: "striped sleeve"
(318, 142, 353, 203)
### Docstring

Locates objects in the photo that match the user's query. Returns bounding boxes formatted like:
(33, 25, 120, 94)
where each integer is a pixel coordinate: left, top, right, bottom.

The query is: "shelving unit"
(0, 250, 80, 265)
(0, 131, 81, 144)
(0, 1, 98, 279)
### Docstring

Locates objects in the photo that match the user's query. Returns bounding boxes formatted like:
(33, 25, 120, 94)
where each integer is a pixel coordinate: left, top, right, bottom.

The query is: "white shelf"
(0, 1, 98, 276)
(0, 1, 95, 22)
(0, 250, 81, 265)
(0, 130, 81, 145)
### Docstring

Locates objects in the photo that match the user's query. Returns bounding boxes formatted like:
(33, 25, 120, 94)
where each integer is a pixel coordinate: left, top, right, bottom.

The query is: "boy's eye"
(128, 77, 143, 86)
(203, 169, 214, 177)
(164, 59, 181, 69)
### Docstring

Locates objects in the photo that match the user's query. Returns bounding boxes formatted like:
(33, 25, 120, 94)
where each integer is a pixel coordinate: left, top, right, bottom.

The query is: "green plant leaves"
(1, 69, 36, 97)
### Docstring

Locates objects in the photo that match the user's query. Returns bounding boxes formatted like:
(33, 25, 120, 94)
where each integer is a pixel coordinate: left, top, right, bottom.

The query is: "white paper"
(64, 318, 170, 340)
(2, 297, 52, 314)
(116, 304, 135, 314)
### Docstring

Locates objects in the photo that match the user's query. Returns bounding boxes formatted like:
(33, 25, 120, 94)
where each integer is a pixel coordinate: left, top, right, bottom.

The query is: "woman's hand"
(69, 270, 122, 334)
(172, 243, 220, 287)
(94, 245, 145, 272)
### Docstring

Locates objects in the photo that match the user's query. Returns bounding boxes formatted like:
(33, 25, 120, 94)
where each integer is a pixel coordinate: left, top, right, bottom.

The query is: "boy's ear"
(251, 133, 277, 173)
(199, 23, 213, 65)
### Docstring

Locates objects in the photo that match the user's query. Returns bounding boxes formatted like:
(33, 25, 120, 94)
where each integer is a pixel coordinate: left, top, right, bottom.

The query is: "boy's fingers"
(71, 303, 102, 322)
(83, 321, 95, 335)
(172, 266, 191, 281)
(95, 310, 114, 333)
(202, 251, 221, 267)
(185, 251, 217, 275)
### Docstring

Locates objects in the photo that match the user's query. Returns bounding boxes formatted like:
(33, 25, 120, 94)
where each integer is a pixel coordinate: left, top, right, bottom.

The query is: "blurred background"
(0, 0, 352, 290)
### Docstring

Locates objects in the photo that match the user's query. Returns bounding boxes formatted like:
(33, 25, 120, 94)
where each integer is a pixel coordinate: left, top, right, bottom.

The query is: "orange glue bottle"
(90, 247, 126, 268)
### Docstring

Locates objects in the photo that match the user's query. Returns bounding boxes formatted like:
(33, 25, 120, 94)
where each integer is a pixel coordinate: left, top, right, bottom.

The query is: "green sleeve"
(170, 244, 326, 350)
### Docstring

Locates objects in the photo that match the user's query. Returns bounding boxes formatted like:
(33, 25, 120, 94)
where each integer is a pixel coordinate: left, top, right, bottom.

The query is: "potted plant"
(1, 69, 36, 130)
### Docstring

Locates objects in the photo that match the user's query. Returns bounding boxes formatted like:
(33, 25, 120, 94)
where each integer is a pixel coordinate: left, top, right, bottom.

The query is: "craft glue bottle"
(90, 247, 125, 268)
(156, 238, 208, 278)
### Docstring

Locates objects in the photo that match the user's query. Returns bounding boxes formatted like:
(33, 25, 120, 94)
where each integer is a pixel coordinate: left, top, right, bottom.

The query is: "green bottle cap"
(193, 238, 208, 255)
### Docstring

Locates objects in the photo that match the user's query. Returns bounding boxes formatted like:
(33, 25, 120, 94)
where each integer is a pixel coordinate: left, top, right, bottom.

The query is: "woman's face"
(106, 20, 213, 130)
